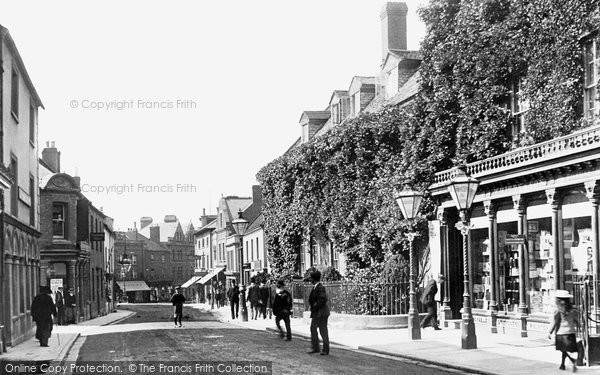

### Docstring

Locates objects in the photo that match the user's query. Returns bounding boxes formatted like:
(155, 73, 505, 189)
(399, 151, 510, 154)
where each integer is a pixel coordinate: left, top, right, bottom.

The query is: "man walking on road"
(308, 270, 330, 355)
(31, 286, 57, 347)
(420, 275, 445, 330)
(273, 280, 292, 341)
(258, 280, 270, 319)
(227, 280, 240, 320)
(170, 286, 186, 327)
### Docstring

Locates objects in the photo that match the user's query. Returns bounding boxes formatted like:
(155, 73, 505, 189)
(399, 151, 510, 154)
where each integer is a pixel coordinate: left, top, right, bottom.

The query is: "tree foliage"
(257, 0, 600, 280)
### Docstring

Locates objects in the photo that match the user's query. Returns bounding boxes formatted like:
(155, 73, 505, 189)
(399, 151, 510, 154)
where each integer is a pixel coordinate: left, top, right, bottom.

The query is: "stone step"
(443, 319, 461, 329)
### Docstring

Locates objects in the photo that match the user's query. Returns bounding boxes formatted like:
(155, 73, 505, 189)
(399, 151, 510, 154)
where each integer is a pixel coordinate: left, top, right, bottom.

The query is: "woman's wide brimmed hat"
(555, 290, 573, 299)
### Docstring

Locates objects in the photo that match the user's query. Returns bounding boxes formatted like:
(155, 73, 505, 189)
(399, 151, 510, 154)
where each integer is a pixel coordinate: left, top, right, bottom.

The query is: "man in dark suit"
(31, 286, 57, 347)
(170, 286, 186, 327)
(420, 275, 445, 330)
(307, 270, 330, 355)
(55, 287, 65, 326)
(273, 280, 293, 341)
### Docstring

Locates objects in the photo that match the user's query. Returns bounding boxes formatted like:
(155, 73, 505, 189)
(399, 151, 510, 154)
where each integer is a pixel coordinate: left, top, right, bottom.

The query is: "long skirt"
(555, 334, 578, 353)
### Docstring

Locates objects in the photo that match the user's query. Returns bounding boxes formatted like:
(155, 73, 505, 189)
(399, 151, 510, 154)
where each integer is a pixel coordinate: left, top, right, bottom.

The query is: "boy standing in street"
(273, 280, 292, 341)
(170, 286, 186, 327)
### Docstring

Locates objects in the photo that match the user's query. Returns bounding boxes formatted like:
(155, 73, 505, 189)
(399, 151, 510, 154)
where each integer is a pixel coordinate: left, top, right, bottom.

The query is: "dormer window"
(332, 104, 341, 125)
(511, 77, 529, 142)
(584, 37, 600, 119)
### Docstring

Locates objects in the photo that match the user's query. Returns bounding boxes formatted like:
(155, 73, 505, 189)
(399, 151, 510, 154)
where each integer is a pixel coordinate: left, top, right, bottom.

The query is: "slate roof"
(116, 230, 166, 251)
(138, 220, 182, 243)
(245, 213, 264, 234)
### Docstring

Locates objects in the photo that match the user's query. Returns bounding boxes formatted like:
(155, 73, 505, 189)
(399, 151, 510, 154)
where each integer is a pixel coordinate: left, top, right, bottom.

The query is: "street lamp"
(395, 186, 424, 340)
(118, 253, 132, 303)
(231, 209, 249, 322)
(447, 166, 480, 350)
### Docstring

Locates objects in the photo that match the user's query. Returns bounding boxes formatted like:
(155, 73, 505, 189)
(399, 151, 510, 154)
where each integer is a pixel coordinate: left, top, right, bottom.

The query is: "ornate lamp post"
(395, 186, 424, 340)
(447, 166, 480, 349)
(118, 253, 132, 303)
(232, 209, 249, 322)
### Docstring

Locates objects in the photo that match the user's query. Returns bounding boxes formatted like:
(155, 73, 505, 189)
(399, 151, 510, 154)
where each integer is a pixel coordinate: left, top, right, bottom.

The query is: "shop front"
(429, 125, 600, 336)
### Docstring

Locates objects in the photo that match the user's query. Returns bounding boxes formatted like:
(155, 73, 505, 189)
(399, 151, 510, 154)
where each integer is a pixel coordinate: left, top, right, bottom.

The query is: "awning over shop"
(181, 276, 203, 288)
(116, 280, 151, 291)
(197, 267, 225, 285)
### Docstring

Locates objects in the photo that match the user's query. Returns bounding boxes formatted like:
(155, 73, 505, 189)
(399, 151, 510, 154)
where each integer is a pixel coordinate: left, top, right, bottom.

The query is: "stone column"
(484, 200, 498, 333)
(585, 180, 600, 333)
(546, 189, 561, 291)
(438, 208, 453, 323)
(513, 195, 528, 337)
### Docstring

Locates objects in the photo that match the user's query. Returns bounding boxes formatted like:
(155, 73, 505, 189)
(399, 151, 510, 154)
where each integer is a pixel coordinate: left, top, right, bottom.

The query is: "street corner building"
(0, 24, 44, 347)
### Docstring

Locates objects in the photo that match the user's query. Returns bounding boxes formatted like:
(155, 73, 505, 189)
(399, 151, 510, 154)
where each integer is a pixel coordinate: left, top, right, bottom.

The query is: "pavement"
(0, 307, 135, 364)
(196, 302, 599, 375)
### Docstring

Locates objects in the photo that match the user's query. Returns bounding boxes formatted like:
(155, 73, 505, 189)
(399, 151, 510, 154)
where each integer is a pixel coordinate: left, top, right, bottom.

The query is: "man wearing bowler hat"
(307, 270, 330, 355)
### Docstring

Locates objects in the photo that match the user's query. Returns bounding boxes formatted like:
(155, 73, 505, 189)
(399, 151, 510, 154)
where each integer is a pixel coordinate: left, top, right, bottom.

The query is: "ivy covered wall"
(257, 0, 600, 282)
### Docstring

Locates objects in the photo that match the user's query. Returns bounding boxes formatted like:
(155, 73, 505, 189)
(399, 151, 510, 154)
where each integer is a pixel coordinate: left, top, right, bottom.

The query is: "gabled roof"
(245, 213, 264, 234)
(381, 49, 422, 72)
(387, 71, 420, 107)
(224, 198, 252, 223)
(0, 25, 44, 108)
(117, 230, 167, 251)
(348, 76, 376, 96)
(328, 90, 349, 106)
(194, 219, 217, 236)
(299, 111, 331, 124)
(138, 220, 183, 243)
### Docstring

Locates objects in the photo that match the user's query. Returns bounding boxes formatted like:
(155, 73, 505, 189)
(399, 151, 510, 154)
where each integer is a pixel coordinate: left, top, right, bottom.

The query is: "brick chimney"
(41, 141, 61, 173)
(140, 217, 153, 229)
(252, 185, 262, 207)
(164, 215, 177, 223)
(381, 2, 408, 61)
(149, 225, 160, 243)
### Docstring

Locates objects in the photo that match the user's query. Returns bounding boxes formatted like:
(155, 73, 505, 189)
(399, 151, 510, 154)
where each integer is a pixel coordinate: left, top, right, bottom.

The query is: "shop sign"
(90, 232, 105, 241)
(505, 234, 525, 245)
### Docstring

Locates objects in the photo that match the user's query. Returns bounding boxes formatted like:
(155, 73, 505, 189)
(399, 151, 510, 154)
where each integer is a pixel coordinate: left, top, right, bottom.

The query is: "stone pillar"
(546, 189, 561, 291)
(585, 180, 600, 333)
(438, 208, 453, 323)
(484, 200, 498, 333)
(4, 256, 13, 345)
(513, 195, 528, 337)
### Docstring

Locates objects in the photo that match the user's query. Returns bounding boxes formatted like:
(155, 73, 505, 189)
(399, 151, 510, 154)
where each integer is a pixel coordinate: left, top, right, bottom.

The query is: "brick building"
(0, 25, 44, 347)
(39, 143, 111, 321)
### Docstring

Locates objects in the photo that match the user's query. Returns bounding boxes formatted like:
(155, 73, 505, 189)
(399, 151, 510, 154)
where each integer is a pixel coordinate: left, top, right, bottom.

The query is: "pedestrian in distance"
(420, 274, 445, 330)
(31, 286, 57, 347)
(64, 288, 77, 324)
(170, 286, 186, 327)
(548, 290, 580, 372)
(273, 280, 293, 341)
(248, 277, 260, 320)
(307, 270, 330, 355)
(55, 287, 65, 326)
(227, 280, 240, 320)
(258, 280, 270, 319)
(216, 281, 224, 308)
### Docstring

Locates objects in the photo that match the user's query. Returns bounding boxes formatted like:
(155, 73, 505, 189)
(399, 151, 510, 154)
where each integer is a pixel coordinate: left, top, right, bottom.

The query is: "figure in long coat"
(31, 286, 57, 347)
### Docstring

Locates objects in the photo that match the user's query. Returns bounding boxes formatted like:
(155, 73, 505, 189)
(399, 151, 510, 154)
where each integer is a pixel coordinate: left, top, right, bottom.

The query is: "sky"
(1, 0, 428, 231)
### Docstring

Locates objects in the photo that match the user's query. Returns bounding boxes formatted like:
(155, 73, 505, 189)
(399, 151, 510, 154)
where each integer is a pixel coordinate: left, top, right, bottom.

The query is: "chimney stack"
(252, 185, 263, 207)
(150, 225, 160, 243)
(381, 2, 408, 61)
(41, 141, 61, 173)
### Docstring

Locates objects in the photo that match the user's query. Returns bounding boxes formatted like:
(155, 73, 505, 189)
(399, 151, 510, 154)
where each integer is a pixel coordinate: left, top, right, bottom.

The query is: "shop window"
(527, 217, 555, 314)
(584, 37, 600, 119)
(563, 216, 592, 283)
(497, 222, 519, 311)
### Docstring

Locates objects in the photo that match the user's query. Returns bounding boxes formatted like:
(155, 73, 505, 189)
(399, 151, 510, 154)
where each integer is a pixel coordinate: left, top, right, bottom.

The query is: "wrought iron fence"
(291, 281, 410, 316)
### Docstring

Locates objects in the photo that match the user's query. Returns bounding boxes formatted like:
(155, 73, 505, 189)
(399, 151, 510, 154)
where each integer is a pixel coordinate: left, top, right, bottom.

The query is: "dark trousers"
(230, 300, 239, 319)
(310, 316, 329, 353)
(420, 302, 438, 328)
(35, 320, 53, 346)
(259, 304, 267, 319)
(57, 306, 65, 325)
(275, 314, 292, 339)
(174, 304, 183, 325)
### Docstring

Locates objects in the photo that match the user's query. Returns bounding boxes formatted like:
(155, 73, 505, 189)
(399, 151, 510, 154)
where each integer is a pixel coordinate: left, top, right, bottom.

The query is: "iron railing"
(291, 281, 410, 316)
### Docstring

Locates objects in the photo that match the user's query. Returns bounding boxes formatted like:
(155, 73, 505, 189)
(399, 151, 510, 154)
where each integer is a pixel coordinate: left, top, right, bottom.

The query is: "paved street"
(72, 304, 460, 375)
